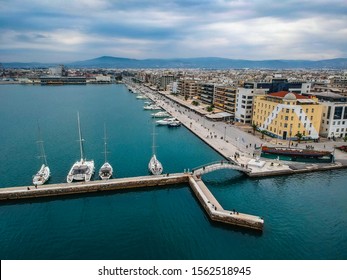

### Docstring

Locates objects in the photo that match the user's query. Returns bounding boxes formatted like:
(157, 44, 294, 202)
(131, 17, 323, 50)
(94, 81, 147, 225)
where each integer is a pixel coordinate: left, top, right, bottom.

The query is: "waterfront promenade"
(137, 83, 347, 177)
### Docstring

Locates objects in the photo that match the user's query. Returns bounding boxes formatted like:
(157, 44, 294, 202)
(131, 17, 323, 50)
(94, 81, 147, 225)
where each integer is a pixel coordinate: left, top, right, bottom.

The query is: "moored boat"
(136, 94, 148, 99)
(99, 124, 113, 180)
(67, 112, 95, 183)
(144, 104, 161, 110)
(168, 120, 181, 127)
(261, 146, 332, 159)
(148, 124, 163, 175)
(33, 124, 50, 185)
(156, 117, 176, 125)
(151, 111, 171, 118)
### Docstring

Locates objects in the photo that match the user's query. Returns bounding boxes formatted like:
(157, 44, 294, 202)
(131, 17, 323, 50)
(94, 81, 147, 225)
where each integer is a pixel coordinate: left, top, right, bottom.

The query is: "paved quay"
(137, 83, 347, 177)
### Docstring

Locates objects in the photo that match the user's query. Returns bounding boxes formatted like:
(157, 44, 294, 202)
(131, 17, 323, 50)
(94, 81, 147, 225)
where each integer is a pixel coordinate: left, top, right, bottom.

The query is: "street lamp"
(224, 126, 227, 141)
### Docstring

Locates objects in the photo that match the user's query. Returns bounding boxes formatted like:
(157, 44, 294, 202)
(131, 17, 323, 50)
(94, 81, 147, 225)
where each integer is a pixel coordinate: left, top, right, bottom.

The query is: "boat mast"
(103, 123, 108, 163)
(152, 122, 157, 156)
(77, 112, 84, 161)
(36, 122, 48, 166)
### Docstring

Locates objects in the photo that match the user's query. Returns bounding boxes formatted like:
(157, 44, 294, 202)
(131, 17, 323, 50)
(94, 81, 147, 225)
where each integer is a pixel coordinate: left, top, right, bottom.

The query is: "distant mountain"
(67, 56, 347, 69)
(2, 56, 347, 69)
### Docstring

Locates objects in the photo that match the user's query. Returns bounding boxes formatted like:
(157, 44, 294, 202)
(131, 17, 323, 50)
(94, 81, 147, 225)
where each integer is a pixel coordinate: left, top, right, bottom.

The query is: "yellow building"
(252, 91, 323, 140)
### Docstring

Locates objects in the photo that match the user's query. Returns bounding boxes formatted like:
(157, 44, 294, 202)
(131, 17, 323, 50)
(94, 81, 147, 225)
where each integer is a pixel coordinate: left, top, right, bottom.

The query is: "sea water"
(0, 84, 346, 259)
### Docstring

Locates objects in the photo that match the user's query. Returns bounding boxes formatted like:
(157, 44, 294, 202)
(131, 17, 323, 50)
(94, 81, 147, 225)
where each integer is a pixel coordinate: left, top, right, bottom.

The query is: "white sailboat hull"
(148, 154, 163, 175)
(67, 160, 95, 183)
(33, 164, 50, 185)
(99, 162, 113, 180)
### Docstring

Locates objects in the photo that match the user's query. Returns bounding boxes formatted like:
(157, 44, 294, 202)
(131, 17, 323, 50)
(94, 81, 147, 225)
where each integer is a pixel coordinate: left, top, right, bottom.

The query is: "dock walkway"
(188, 176, 263, 230)
(0, 173, 263, 231)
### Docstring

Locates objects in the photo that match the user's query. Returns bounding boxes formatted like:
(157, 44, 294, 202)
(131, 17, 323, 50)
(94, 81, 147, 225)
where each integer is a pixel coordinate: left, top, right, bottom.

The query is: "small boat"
(99, 124, 113, 180)
(168, 120, 181, 127)
(136, 94, 148, 99)
(67, 112, 95, 183)
(151, 111, 171, 118)
(148, 124, 163, 175)
(261, 146, 332, 159)
(33, 125, 50, 185)
(156, 118, 176, 125)
(144, 104, 161, 110)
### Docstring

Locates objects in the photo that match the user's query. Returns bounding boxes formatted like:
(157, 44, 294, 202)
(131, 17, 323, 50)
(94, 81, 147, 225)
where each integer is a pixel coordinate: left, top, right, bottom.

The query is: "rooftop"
(268, 91, 309, 100)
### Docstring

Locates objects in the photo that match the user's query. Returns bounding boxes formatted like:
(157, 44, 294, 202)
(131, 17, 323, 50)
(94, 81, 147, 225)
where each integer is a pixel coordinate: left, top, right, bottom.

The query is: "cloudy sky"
(1, 0, 346, 62)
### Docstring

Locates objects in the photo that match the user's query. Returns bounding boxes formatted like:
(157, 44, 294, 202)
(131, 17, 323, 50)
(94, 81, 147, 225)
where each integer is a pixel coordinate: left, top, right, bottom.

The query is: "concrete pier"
(188, 176, 264, 231)
(0, 173, 264, 231)
(0, 173, 189, 201)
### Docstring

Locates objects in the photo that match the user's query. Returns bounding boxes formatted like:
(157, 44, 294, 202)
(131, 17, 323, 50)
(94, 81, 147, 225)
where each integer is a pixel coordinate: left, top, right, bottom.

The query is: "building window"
(285, 116, 288, 120)
(311, 108, 314, 113)
(291, 116, 294, 121)
(286, 109, 290, 113)
(334, 107, 343, 119)
(284, 123, 288, 128)
(310, 116, 313, 120)
(306, 108, 308, 113)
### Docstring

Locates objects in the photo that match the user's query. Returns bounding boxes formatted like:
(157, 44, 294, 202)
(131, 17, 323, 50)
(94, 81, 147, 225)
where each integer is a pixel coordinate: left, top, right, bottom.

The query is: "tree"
(252, 123, 258, 135)
(191, 100, 199, 106)
(261, 130, 266, 139)
(206, 105, 214, 112)
(295, 132, 303, 143)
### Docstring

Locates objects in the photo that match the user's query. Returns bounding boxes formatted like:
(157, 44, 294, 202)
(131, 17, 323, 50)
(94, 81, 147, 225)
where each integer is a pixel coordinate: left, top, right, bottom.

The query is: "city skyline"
(1, 0, 347, 63)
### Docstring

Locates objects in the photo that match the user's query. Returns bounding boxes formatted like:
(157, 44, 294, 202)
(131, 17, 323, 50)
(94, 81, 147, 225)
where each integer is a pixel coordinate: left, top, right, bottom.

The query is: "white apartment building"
(320, 102, 347, 138)
(235, 88, 266, 123)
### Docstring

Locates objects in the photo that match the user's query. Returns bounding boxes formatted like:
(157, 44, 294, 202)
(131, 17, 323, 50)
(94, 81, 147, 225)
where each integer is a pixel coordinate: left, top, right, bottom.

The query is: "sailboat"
(67, 112, 95, 183)
(33, 124, 50, 185)
(99, 124, 113, 180)
(148, 123, 163, 175)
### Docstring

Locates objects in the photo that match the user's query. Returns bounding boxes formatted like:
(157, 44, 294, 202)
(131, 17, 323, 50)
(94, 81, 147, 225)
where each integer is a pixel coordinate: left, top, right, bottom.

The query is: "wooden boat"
(261, 146, 332, 159)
